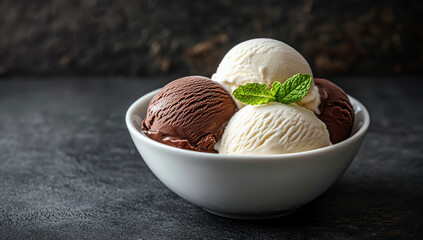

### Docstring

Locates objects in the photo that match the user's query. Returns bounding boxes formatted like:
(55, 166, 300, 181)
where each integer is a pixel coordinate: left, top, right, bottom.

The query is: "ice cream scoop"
(212, 38, 321, 113)
(315, 78, 355, 144)
(142, 76, 237, 153)
(215, 102, 331, 155)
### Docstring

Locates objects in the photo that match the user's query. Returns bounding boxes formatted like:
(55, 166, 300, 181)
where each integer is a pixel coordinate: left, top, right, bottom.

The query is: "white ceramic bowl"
(126, 89, 370, 219)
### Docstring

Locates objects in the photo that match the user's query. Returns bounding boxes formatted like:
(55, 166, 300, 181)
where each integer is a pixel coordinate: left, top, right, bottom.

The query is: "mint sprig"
(231, 83, 275, 105)
(233, 73, 312, 105)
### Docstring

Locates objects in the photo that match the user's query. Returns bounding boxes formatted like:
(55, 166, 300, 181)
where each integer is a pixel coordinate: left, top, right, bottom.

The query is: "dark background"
(1, 0, 422, 78)
(1, 1, 423, 239)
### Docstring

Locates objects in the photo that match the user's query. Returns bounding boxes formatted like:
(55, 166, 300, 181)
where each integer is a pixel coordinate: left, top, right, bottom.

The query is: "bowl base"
(203, 206, 301, 220)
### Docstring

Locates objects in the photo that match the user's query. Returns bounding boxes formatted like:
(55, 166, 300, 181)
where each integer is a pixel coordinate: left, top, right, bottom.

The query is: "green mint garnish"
(275, 73, 312, 104)
(232, 83, 275, 105)
(233, 73, 312, 105)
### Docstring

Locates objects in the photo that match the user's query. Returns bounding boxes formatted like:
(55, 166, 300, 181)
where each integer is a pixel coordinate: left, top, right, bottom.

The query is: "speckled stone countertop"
(0, 76, 422, 239)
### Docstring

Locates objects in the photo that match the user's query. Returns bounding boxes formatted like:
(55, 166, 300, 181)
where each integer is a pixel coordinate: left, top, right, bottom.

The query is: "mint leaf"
(275, 73, 312, 104)
(232, 73, 312, 106)
(233, 83, 275, 105)
(271, 81, 283, 96)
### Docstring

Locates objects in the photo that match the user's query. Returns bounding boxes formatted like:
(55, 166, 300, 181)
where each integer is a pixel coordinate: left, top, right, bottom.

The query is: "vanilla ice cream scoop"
(215, 102, 331, 155)
(212, 38, 320, 113)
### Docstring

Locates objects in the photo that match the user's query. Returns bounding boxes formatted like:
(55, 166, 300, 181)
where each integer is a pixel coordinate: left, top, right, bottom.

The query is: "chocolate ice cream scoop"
(142, 76, 237, 153)
(315, 78, 355, 144)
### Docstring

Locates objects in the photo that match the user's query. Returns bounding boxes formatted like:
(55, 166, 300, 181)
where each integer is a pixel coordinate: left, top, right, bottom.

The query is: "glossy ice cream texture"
(212, 38, 321, 113)
(142, 76, 236, 153)
(141, 39, 355, 155)
(315, 78, 355, 144)
(215, 102, 331, 155)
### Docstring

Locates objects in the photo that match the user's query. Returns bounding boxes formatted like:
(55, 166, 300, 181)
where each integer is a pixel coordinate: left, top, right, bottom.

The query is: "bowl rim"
(126, 88, 370, 161)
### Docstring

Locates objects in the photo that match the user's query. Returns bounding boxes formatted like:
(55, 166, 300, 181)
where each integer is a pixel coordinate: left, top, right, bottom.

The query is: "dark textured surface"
(0, 76, 422, 239)
(0, 0, 422, 77)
